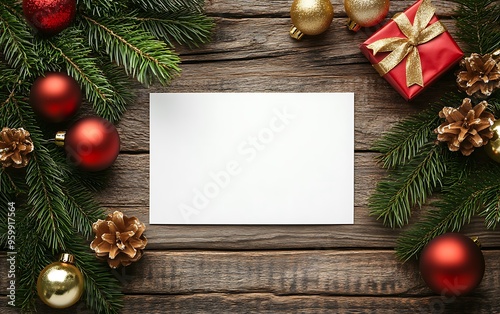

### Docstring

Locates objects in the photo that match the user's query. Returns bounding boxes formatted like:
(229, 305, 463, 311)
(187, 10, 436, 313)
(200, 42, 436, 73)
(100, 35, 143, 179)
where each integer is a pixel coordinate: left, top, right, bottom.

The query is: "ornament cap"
(59, 253, 75, 264)
(347, 19, 361, 32)
(471, 236, 482, 248)
(55, 131, 66, 147)
(290, 25, 304, 40)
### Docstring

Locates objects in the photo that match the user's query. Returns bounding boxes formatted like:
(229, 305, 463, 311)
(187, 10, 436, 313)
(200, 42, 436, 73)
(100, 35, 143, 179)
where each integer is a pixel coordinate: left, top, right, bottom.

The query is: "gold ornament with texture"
(37, 254, 84, 309)
(485, 120, 500, 163)
(344, 0, 390, 31)
(290, 0, 334, 40)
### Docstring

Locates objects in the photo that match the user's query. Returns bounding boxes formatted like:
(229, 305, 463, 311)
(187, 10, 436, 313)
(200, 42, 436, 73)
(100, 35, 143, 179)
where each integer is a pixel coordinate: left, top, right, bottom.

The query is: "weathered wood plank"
(176, 18, 460, 62)
(121, 72, 429, 152)
(1, 293, 498, 314)
(94, 153, 500, 249)
(102, 205, 500, 250)
(204, 0, 459, 18)
(2, 250, 500, 296)
(117, 18, 462, 152)
(121, 250, 500, 296)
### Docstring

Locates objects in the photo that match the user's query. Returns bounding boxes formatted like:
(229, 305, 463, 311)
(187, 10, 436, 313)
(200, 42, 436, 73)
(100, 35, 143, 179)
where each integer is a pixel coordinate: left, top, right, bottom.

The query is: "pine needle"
(0, 1, 213, 312)
(369, 144, 447, 228)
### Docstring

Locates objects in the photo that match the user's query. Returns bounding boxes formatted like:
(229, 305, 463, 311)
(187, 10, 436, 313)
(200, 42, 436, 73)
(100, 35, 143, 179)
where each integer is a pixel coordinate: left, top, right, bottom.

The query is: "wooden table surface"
(3, 1, 500, 313)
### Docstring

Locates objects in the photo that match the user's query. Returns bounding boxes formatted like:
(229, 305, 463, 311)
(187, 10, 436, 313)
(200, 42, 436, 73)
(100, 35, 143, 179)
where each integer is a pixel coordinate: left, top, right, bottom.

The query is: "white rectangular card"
(150, 93, 354, 224)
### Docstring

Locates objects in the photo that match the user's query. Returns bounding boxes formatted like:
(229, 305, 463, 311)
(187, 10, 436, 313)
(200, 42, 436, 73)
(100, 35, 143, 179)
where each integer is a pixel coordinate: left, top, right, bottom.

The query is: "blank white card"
(150, 93, 354, 224)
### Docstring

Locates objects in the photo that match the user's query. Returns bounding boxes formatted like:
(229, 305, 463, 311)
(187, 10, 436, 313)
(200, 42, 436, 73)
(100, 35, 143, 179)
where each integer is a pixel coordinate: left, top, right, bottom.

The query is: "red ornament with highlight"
(23, 0, 76, 35)
(64, 117, 120, 172)
(30, 73, 81, 123)
(419, 233, 485, 297)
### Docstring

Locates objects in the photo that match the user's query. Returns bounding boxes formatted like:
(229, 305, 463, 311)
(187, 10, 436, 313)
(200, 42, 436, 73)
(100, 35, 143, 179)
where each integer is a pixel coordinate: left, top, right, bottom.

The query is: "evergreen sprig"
(370, 144, 447, 228)
(369, 0, 500, 261)
(372, 103, 443, 169)
(396, 160, 500, 262)
(0, 0, 40, 77)
(455, 0, 500, 54)
(131, 0, 206, 13)
(0, 0, 213, 313)
(136, 10, 215, 48)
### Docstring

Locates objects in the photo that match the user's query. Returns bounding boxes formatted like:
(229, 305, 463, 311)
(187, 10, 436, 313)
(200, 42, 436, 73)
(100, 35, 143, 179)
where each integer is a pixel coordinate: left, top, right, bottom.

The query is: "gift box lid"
(360, 0, 463, 101)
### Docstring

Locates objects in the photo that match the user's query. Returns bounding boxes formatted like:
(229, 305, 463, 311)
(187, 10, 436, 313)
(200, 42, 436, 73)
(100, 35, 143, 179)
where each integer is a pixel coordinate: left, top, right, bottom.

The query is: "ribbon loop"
(366, 0, 446, 87)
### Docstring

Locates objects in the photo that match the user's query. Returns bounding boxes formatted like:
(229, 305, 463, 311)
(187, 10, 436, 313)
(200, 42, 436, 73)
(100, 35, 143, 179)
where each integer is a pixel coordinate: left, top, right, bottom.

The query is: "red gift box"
(360, 0, 463, 101)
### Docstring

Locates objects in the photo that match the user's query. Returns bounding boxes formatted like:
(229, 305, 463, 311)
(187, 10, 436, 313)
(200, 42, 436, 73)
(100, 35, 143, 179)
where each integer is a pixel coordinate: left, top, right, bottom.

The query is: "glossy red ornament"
(63, 117, 120, 171)
(30, 73, 81, 123)
(419, 233, 485, 297)
(23, 0, 76, 35)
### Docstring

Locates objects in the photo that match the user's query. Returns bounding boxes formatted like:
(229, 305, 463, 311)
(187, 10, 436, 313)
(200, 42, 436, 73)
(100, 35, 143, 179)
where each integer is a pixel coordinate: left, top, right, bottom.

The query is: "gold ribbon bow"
(367, 0, 446, 87)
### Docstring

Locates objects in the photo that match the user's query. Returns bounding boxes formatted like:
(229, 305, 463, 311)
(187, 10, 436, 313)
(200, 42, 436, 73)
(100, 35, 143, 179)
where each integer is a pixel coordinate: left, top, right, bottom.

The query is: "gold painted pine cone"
(457, 52, 500, 98)
(0, 127, 34, 168)
(90, 211, 147, 268)
(435, 98, 495, 156)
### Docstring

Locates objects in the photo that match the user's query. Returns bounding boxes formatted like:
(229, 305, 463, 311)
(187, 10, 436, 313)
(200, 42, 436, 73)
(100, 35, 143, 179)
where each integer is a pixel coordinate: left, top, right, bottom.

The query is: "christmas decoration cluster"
(0, 0, 212, 312)
(289, 0, 390, 39)
(367, 0, 500, 298)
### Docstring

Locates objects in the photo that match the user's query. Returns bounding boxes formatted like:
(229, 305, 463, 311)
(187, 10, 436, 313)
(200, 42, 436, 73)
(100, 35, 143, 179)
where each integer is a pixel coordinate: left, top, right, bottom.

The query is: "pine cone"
(457, 52, 500, 98)
(435, 98, 495, 156)
(0, 127, 34, 168)
(90, 211, 147, 268)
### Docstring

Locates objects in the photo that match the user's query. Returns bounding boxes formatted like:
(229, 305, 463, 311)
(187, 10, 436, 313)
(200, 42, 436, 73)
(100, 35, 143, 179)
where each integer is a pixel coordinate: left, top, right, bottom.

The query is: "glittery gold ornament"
(37, 254, 84, 309)
(485, 120, 500, 163)
(290, 0, 334, 40)
(344, 0, 390, 31)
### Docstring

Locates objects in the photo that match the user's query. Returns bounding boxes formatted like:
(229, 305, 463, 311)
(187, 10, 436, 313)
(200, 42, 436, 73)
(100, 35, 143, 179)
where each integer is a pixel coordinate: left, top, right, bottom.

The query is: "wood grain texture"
(203, 0, 459, 17)
(118, 18, 462, 152)
(3, 1, 498, 313)
(95, 154, 500, 250)
(1, 294, 499, 314)
(2, 250, 500, 313)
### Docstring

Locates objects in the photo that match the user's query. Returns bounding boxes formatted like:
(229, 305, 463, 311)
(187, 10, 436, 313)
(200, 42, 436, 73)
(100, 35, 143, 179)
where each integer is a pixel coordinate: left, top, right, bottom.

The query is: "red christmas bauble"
(64, 117, 120, 171)
(23, 0, 76, 35)
(419, 233, 485, 297)
(30, 73, 81, 123)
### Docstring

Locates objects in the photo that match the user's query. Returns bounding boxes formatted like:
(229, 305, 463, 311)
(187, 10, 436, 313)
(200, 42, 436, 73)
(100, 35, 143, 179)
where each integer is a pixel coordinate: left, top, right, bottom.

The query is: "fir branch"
(372, 104, 441, 169)
(62, 177, 105, 239)
(369, 144, 447, 228)
(130, 0, 206, 13)
(487, 95, 500, 117)
(98, 59, 135, 121)
(45, 29, 127, 122)
(0, 0, 40, 77)
(481, 188, 500, 229)
(77, 0, 126, 17)
(396, 161, 500, 261)
(4, 95, 73, 251)
(16, 211, 52, 311)
(455, 0, 500, 54)
(81, 14, 181, 86)
(0, 168, 16, 247)
(134, 11, 214, 47)
(67, 238, 124, 314)
(373, 94, 463, 169)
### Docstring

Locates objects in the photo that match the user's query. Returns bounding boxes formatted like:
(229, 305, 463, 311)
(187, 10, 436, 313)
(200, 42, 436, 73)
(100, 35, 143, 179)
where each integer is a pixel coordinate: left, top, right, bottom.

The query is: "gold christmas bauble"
(290, 0, 334, 40)
(485, 120, 500, 163)
(37, 253, 84, 309)
(344, 0, 390, 31)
